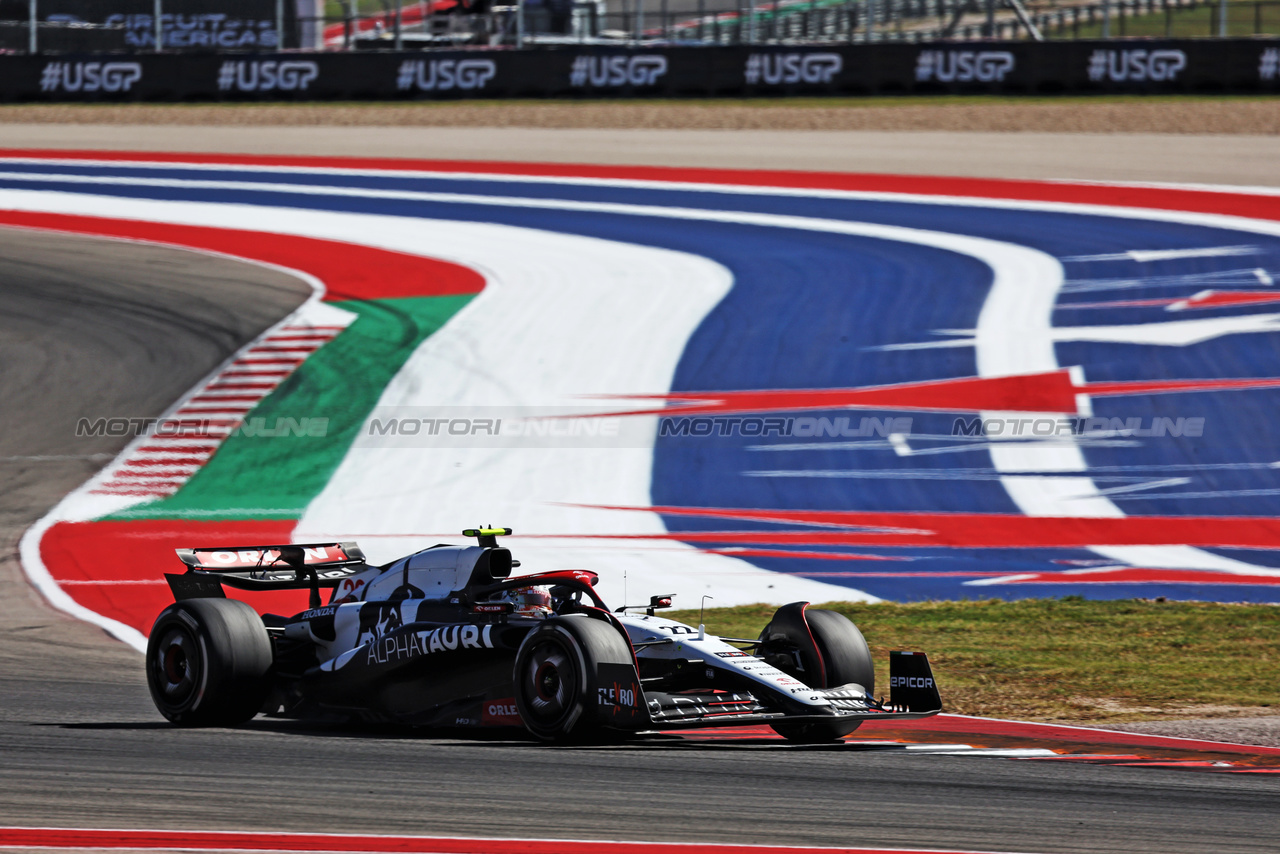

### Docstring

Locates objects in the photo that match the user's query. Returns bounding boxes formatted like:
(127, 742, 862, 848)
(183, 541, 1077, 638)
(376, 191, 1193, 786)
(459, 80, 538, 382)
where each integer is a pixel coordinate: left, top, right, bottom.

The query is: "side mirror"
(549, 584, 582, 612)
(647, 594, 674, 616)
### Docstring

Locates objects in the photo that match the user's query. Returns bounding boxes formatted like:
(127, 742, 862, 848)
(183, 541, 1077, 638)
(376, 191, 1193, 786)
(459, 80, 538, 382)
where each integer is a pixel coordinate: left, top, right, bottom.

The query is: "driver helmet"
(502, 585, 553, 618)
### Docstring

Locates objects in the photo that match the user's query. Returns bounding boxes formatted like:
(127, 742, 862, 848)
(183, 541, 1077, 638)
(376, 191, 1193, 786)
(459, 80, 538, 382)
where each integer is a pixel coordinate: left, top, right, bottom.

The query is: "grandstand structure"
(1, 0, 1275, 50)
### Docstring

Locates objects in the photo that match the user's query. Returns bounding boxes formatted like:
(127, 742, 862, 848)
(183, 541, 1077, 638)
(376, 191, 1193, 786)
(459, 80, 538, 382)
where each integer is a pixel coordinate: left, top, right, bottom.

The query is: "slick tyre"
(765, 607, 875, 744)
(146, 598, 273, 727)
(513, 615, 634, 742)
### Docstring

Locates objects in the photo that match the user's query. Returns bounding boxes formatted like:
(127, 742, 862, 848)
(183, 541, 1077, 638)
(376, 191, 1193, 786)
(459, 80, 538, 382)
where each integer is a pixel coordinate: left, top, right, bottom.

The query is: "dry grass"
(0, 96, 1277, 133)
(668, 598, 1280, 722)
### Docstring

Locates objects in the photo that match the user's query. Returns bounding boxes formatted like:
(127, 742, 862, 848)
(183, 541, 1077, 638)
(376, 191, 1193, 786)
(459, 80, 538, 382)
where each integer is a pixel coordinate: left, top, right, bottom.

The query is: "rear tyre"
(763, 607, 875, 744)
(513, 615, 634, 742)
(145, 598, 273, 727)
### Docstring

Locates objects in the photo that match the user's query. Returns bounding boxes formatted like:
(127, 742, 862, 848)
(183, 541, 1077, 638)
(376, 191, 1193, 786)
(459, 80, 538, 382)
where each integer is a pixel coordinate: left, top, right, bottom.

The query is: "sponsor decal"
(366, 624, 495, 665)
(715, 650, 754, 658)
(1262, 48, 1280, 82)
(890, 675, 935, 689)
(915, 50, 1014, 83)
(660, 624, 696, 634)
(739, 661, 789, 680)
(482, 700, 522, 725)
(598, 682, 639, 710)
(472, 602, 513, 614)
(217, 60, 319, 93)
(396, 59, 496, 92)
(297, 605, 339, 621)
(303, 604, 340, 642)
(744, 52, 842, 85)
(333, 577, 365, 603)
(90, 13, 278, 49)
(1087, 49, 1186, 82)
(357, 600, 405, 648)
(193, 545, 349, 569)
(569, 54, 667, 88)
(39, 61, 142, 94)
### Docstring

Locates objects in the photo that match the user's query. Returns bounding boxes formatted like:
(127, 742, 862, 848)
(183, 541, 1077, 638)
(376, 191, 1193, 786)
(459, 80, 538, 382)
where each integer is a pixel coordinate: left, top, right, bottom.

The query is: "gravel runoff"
(2, 124, 1278, 187)
(1083, 716, 1280, 749)
(1, 98, 1278, 133)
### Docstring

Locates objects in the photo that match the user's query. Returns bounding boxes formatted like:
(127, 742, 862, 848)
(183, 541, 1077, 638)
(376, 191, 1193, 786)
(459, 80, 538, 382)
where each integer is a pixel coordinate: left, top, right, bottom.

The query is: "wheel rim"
(153, 625, 201, 708)
(522, 637, 578, 726)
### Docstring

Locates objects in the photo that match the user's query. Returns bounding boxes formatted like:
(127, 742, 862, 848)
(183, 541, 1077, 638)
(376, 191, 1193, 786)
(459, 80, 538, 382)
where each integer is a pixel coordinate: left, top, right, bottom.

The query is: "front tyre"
(761, 605, 875, 744)
(513, 615, 636, 742)
(145, 598, 273, 727)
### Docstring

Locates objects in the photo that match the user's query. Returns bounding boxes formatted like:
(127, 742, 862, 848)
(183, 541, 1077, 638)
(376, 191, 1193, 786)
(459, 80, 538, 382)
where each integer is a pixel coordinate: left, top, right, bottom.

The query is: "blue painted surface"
(6, 162, 1280, 601)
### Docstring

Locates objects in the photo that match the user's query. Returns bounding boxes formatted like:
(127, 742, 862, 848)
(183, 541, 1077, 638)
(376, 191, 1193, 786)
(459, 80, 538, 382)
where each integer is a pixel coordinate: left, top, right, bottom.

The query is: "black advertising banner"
(0, 1, 293, 52)
(0, 39, 1274, 101)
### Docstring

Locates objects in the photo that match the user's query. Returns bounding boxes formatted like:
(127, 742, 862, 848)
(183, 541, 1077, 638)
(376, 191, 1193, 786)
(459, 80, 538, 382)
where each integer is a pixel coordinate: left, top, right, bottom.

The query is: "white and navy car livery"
(147, 529, 941, 742)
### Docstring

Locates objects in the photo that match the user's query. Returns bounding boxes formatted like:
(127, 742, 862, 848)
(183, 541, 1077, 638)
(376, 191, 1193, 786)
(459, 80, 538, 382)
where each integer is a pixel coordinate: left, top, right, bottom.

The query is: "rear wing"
(167, 542, 367, 607)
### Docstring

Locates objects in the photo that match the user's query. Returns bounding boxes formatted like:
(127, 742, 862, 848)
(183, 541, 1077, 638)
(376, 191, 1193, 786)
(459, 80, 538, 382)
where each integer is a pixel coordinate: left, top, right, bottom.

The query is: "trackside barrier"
(7, 38, 1279, 100)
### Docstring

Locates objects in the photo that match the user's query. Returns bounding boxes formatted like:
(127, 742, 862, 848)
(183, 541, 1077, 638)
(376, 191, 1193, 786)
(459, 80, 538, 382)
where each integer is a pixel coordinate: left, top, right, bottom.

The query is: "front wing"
(639, 651, 943, 731)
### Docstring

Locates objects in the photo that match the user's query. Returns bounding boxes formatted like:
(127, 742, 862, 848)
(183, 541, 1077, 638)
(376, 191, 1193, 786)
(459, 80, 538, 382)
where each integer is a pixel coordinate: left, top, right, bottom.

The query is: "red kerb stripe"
(0, 827, 1026, 854)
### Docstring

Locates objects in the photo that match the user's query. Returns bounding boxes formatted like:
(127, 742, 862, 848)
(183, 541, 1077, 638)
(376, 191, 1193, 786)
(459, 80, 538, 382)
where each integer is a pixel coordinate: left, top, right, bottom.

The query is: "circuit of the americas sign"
(0, 0, 301, 51)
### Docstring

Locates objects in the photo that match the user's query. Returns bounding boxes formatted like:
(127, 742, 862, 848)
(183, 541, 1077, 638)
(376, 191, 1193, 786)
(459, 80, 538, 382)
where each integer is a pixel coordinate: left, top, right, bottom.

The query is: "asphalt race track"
(0, 228, 309, 678)
(3, 677, 1280, 853)
(2, 154, 1280, 854)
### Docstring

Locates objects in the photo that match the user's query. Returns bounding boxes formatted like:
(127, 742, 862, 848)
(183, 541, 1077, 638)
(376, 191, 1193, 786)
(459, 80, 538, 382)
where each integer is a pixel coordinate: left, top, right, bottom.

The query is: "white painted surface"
(0, 188, 872, 614)
(10, 165, 1280, 638)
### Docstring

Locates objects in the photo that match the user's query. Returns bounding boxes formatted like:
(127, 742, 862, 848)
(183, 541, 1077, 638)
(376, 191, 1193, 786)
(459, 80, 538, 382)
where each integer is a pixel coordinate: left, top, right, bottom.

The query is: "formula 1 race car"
(146, 529, 941, 742)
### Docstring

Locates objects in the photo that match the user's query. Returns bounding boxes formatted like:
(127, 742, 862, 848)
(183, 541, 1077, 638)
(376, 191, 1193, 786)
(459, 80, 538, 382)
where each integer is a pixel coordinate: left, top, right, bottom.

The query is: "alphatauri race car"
(147, 529, 941, 742)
